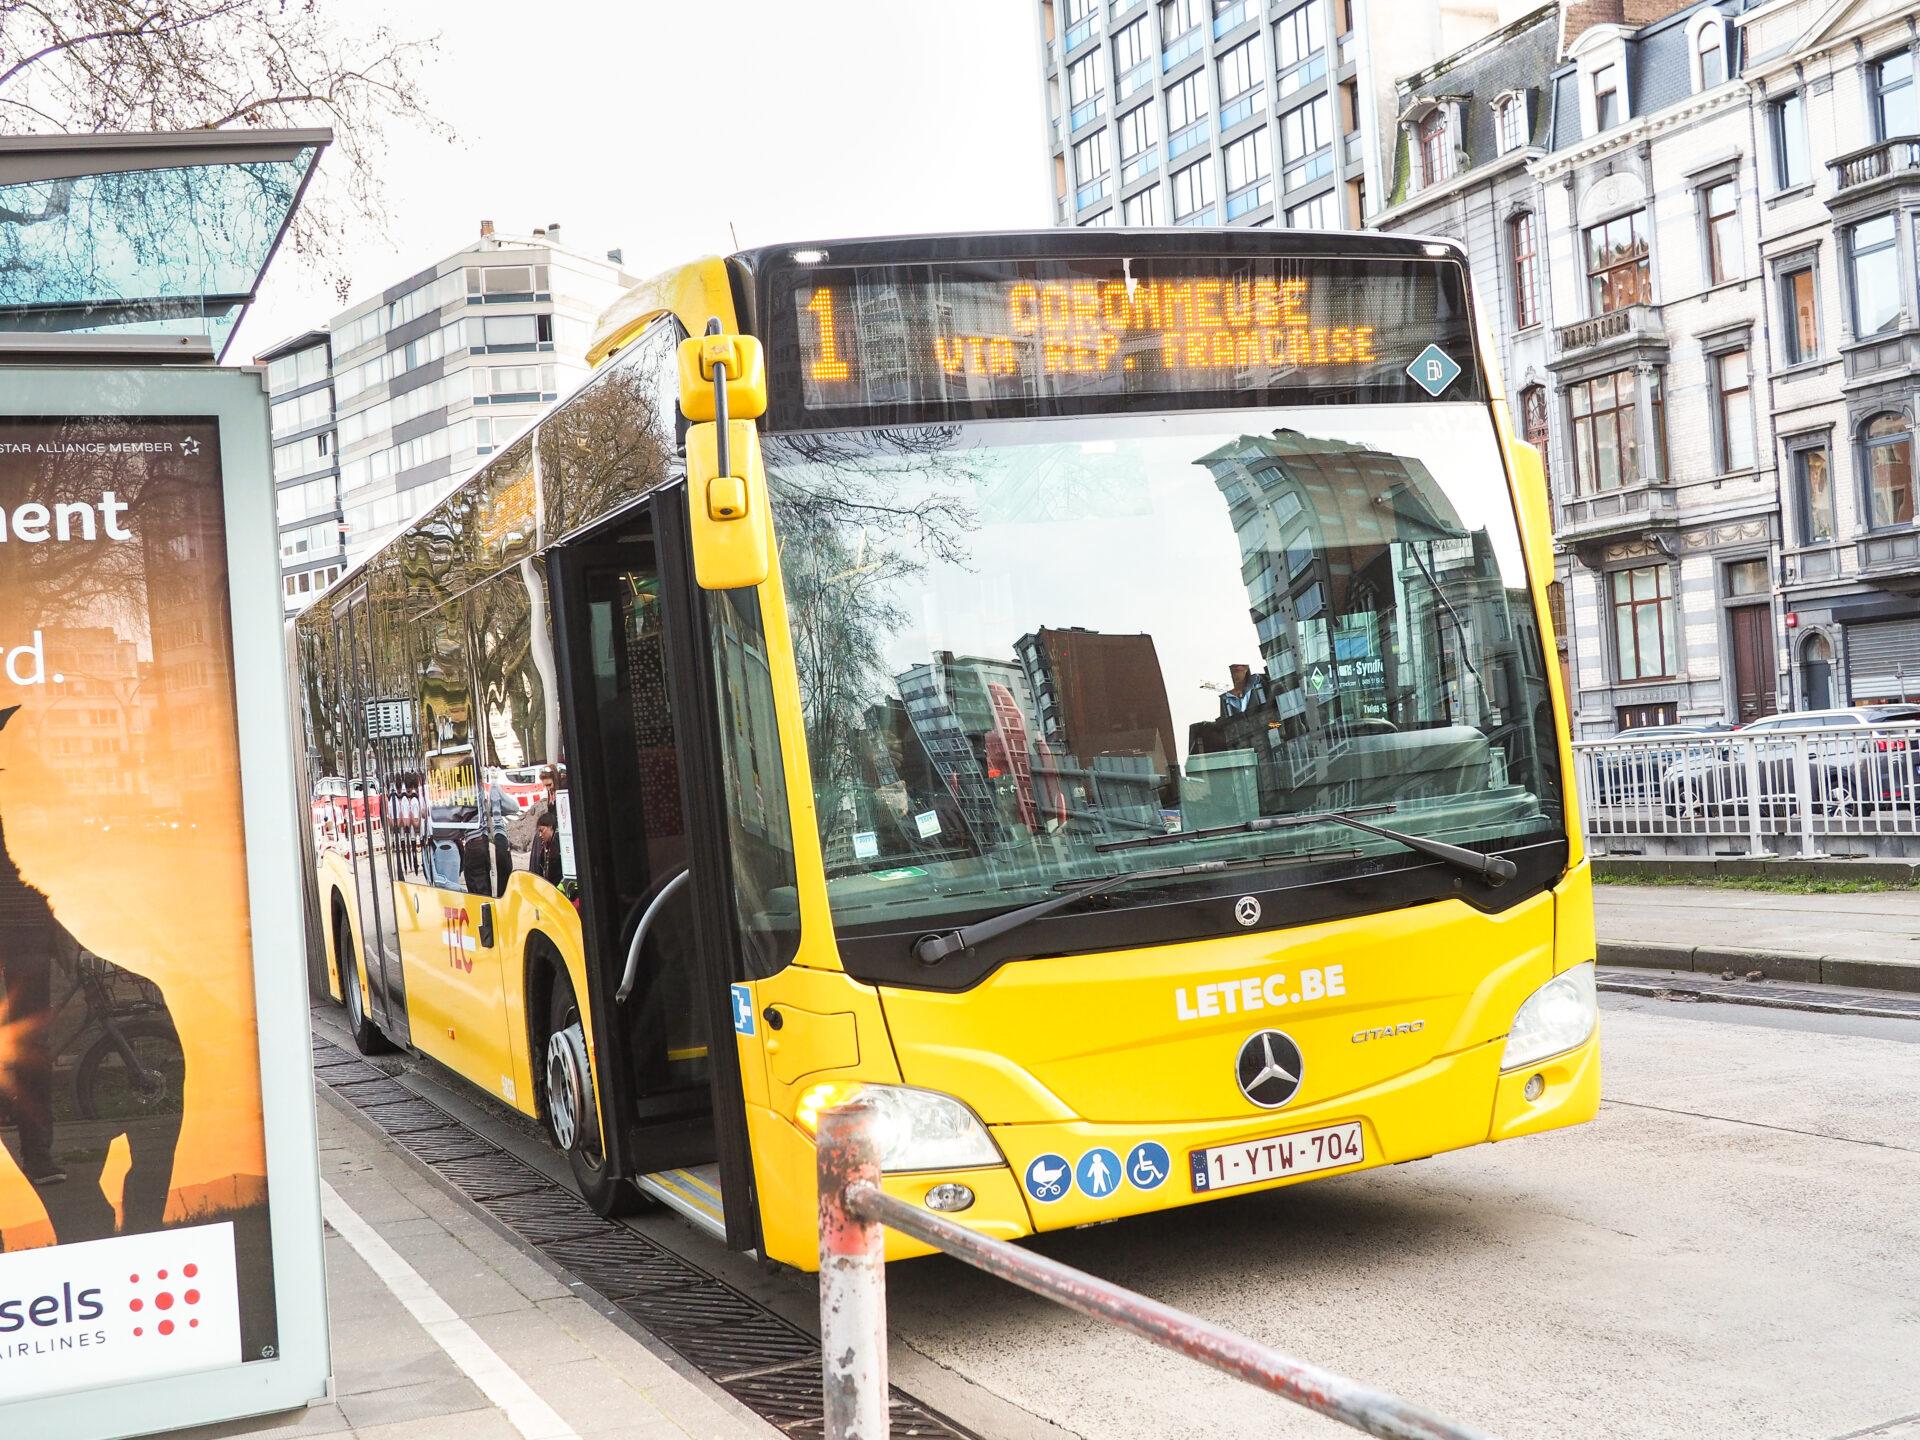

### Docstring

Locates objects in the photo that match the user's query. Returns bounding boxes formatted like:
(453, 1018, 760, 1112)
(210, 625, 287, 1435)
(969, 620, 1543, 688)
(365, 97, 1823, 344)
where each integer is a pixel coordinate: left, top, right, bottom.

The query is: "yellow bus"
(294, 231, 1598, 1269)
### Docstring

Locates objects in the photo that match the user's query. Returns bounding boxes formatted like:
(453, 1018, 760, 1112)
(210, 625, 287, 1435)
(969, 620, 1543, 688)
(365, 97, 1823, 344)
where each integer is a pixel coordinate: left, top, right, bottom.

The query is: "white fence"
(1573, 722, 1920, 857)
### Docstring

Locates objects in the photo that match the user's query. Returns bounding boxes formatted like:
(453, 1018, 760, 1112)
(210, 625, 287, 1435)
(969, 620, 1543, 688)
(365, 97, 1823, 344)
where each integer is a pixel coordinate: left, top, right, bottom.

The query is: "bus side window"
(469, 559, 559, 894)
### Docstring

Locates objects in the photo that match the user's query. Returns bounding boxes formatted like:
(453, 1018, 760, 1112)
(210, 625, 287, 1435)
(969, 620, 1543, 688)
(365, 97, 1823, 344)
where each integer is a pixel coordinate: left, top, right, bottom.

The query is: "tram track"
(310, 1027, 980, 1439)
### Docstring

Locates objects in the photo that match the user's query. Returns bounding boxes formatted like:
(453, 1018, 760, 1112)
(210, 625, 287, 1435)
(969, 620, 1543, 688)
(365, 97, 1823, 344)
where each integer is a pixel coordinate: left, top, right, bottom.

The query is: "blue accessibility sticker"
(729, 983, 755, 1036)
(1406, 343, 1463, 397)
(1126, 1142, 1171, 1191)
(1024, 1153, 1071, 1203)
(1075, 1147, 1123, 1199)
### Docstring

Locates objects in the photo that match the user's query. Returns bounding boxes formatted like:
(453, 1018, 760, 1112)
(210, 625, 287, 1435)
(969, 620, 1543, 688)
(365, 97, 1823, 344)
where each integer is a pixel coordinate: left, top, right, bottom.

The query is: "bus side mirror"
(1507, 439, 1554, 591)
(686, 419, 772, 590)
(678, 334, 767, 421)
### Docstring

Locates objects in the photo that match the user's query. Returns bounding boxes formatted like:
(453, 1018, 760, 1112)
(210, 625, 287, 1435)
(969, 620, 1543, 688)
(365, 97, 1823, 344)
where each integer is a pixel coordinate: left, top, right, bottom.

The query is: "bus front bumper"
(751, 1028, 1599, 1268)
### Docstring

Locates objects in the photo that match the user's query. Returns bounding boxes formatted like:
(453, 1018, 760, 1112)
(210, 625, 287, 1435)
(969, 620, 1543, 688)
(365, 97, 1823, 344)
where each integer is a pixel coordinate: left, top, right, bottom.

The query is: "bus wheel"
(545, 970, 640, 1216)
(334, 906, 394, 1056)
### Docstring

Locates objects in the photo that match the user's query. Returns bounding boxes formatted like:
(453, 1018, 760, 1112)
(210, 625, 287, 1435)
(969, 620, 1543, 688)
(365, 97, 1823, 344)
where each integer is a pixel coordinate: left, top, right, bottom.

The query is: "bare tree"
(0, 1, 450, 299)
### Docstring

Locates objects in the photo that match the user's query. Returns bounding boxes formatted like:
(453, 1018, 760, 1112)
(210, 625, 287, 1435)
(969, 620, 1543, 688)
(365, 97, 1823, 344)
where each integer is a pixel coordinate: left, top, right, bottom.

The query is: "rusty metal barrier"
(817, 1095, 1499, 1440)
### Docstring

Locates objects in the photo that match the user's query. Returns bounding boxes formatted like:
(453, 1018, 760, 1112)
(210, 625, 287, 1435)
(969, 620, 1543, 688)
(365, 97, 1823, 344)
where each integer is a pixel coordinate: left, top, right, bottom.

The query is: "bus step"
(637, 1165, 726, 1240)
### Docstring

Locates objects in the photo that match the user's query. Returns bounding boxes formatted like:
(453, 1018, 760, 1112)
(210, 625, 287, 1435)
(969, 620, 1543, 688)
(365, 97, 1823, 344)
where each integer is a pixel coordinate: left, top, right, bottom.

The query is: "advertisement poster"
(0, 415, 277, 1403)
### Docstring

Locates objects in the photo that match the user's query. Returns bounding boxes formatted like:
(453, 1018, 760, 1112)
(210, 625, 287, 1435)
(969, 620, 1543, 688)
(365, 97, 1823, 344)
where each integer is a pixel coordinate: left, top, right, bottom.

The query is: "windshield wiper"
(912, 860, 1230, 966)
(1096, 803, 1518, 885)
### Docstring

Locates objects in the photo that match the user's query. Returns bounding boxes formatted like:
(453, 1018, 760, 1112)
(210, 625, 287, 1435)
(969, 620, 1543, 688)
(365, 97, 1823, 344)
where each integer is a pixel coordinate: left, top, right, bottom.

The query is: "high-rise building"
(1035, 0, 1517, 232)
(260, 224, 633, 612)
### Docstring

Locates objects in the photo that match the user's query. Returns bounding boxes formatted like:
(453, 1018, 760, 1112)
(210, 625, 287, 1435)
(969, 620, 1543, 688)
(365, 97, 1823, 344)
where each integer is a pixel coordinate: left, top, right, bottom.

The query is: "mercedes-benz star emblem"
(1236, 1030, 1304, 1109)
(1233, 895, 1262, 927)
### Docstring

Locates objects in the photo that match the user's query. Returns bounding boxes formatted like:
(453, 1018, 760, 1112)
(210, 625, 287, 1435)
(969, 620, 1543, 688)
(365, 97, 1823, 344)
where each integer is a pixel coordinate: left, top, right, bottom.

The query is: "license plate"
(1189, 1121, 1364, 1193)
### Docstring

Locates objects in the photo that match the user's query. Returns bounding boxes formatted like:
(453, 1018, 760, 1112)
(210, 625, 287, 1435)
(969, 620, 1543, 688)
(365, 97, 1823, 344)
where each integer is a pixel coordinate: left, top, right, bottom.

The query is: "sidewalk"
(166, 1093, 772, 1440)
(1595, 884, 1920, 991)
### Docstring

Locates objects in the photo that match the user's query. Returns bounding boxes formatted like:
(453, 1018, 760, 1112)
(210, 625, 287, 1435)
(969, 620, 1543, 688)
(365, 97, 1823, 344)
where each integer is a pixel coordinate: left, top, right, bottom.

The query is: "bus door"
(549, 492, 753, 1243)
(336, 589, 408, 1040)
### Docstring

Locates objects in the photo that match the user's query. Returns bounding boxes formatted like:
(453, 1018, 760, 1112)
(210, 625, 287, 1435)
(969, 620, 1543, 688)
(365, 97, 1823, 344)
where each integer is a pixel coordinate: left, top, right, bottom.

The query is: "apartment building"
(261, 225, 633, 612)
(1036, 0, 1516, 232)
(1739, 0, 1920, 709)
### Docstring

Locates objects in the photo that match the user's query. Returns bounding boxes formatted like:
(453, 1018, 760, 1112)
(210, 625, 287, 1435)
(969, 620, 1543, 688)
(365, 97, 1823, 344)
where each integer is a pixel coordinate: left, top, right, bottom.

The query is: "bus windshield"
(764, 403, 1562, 935)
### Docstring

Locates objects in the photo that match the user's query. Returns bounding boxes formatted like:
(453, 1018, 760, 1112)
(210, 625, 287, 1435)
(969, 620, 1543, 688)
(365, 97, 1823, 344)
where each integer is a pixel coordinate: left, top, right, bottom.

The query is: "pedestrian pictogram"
(1075, 1147, 1122, 1198)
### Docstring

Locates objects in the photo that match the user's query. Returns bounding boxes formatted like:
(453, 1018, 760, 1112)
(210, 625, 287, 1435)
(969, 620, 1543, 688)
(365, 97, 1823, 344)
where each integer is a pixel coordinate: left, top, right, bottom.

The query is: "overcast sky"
(238, 0, 1050, 357)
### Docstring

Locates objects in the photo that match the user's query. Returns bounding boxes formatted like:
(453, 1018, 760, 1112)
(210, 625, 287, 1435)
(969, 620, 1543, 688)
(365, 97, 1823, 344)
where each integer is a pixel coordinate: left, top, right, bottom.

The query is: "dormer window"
(1694, 19, 1726, 90)
(1417, 108, 1453, 186)
(1593, 62, 1622, 130)
(1496, 93, 1526, 153)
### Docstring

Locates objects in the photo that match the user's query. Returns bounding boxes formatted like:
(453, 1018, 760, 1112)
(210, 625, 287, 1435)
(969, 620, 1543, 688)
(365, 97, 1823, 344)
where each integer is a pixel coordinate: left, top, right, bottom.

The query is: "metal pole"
(818, 1096, 889, 1440)
(844, 1180, 1497, 1440)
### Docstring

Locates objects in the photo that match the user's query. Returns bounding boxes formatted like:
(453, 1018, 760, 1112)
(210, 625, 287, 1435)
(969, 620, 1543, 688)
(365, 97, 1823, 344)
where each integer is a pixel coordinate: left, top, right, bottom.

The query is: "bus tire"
(334, 899, 394, 1056)
(544, 966, 640, 1216)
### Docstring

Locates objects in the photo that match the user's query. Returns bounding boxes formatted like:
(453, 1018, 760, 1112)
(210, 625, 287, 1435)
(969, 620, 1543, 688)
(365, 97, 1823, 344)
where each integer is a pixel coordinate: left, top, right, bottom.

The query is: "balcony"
(1841, 324, 1920, 385)
(1120, 150, 1158, 185)
(1065, 14, 1097, 51)
(1118, 58, 1155, 99)
(1219, 88, 1264, 131)
(1213, 0, 1249, 37)
(1857, 528, 1920, 593)
(1552, 303, 1668, 368)
(1829, 136, 1920, 194)
(1071, 95, 1105, 131)
(1557, 480, 1678, 563)
(1076, 176, 1111, 211)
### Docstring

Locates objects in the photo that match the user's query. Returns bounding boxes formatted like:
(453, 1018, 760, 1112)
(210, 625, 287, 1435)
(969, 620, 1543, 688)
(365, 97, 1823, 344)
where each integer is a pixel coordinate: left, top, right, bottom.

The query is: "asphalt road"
(874, 996, 1920, 1440)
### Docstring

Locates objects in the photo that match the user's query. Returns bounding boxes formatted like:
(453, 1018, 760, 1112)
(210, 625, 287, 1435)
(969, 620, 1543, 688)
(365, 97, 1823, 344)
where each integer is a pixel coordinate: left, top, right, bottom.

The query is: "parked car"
(1584, 722, 1729, 805)
(1661, 706, 1920, 818)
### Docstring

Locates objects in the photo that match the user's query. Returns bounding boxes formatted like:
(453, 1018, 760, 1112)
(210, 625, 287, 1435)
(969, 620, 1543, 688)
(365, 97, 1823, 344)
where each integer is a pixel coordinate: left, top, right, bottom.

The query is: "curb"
(1593, 856, 1920, 884)
(1597, 939, 1920, 994)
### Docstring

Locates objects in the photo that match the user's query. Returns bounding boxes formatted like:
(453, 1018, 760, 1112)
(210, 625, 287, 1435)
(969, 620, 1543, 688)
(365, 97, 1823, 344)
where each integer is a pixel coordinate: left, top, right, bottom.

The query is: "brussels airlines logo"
(0, 1222, 243, 1404)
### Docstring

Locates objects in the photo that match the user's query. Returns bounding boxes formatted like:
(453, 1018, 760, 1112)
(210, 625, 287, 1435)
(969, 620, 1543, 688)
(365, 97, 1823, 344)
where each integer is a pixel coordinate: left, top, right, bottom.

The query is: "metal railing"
(1574, 721, 1920, 856)
(817, 1097, 1496, 1440)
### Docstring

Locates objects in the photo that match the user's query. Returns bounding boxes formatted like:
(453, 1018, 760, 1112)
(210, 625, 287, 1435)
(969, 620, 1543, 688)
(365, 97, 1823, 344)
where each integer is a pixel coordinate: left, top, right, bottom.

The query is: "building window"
(1068, 49, 1106, 115)
(1849, 215, 1901, 337)
(1695, 24, 1725, 90)
(1593, 62, 1622, 131)
(1280, 95, 1332, 187)
(1703, 179, 1741, 284)
(1165, 69, 1207, 134)
(1509, 211, 1539, 329)
(1713, 347, 1754, 473)
(1780, 264, 1819, 365)
(1114, 16, 1151, 77)
(1585, 211, 1650, 314)
(1521, 384, 1551, 490)
(1726, 558, 1768, 597)
(1872, 51, 1916, 141)
(1416, 109, 1452, 186)
(1223, 127, 1271, 213)
(1795, 447, 1834, 544)
(1495, 94, 1525, 153)
(1075, 129, 1111, 184)
(1273, 1, 1324, 69)
(1117, 102, 1157, 169)
(1285, 191, 1337, 229)
(1865, 413, 1916, 529)
(1611, 565, 1675, 681)
(1121, 184, 1162, 225)
(1170, 156, 1216, 222)
(1770, 92, 1808, 189)
(1160, 0, 1203, 43)
(1569, 370, 1647, 493)
(1218, 35, 1262, 110)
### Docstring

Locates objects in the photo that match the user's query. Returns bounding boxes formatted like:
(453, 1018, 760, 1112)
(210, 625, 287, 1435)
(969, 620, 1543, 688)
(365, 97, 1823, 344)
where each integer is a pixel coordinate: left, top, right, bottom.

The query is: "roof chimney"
(607, 247, 623, 265)
(532, 227, 546, 238)
(479, 218, 494, 238)
(546, 222, 561, 243)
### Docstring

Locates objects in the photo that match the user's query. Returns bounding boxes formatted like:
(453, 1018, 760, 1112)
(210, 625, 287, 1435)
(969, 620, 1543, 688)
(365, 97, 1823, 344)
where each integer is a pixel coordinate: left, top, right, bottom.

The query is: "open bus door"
(547, 485, 759, 1250)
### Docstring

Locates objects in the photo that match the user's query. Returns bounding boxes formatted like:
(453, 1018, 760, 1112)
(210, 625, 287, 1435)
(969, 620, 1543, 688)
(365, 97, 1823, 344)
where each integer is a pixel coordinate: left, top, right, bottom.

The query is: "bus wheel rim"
(546, 1026, 586, 1152)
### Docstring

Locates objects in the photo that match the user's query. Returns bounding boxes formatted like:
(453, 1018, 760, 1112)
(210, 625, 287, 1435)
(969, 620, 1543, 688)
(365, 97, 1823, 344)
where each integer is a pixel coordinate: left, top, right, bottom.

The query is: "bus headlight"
(794, 1082, 1002, 1172)
(1501, 962, 1597, 1071)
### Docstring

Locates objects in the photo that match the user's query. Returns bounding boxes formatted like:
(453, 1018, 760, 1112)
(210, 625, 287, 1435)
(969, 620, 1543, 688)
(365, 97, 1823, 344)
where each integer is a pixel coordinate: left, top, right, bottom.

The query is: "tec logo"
(125, 1264, 205, 1340)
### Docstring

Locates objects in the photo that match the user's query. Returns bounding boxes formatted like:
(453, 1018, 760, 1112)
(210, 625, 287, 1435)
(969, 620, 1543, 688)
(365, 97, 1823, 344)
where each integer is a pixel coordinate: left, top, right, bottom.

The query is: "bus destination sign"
(783, 255, 1478, 417)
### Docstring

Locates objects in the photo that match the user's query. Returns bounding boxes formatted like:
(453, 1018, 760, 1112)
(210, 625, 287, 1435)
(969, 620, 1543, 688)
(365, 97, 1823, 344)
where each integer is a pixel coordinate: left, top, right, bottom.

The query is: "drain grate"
(312, 1032, 978, 1438)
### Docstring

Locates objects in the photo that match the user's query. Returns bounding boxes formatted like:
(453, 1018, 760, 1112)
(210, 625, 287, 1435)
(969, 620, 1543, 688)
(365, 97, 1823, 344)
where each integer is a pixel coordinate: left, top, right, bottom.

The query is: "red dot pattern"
(127, 1259, 203, 1339)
